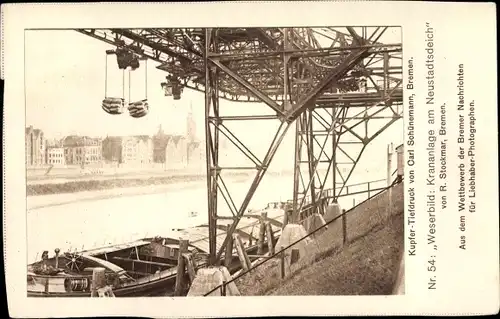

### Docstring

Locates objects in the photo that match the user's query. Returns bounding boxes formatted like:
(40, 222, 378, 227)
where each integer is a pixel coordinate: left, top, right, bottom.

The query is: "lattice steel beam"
(76, 27, 403, 265)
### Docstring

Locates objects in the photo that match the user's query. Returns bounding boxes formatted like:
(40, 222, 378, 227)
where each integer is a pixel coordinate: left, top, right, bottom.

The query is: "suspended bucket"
(128, 99, 149, 118)
(127, 58, 149, 118)
(102, 51, 126, 115)
(102, 97, 125, 115)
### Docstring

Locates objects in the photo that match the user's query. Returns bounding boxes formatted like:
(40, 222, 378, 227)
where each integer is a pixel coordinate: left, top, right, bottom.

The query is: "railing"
(294, 168, 401, 207)
(285, 178, 390, 221)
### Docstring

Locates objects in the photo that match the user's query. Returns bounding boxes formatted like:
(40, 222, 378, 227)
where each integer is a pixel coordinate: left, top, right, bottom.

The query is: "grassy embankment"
(235, 182, 404, 296)
(26, 173, 238, 196)
(26, 171, 293, 196)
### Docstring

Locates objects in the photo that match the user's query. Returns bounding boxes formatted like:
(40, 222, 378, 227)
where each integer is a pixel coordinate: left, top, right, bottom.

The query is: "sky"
(24, 28, 402, 173)
(25, 30, 198, 139)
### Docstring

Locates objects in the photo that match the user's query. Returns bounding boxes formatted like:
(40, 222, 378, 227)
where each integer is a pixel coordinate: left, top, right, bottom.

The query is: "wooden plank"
(197, 224, 257, 242)
(221, 280, 227, 296)
(245, 213, 284, 228)
(224, 223, 234, 268)
(258, 216, 266, 255)
(342, 209, 348, 245)
(290, 249, 300, 265)
(111, 256, 173, 268)
(174, 239, 189, 296)
(280, 246, 285, 279)
(233, 234, 251, 271)
(96, 286, 115, 297)
(265, 222, 275, 255)
(91, 268, 106, 297)
(81, 240, 151, 256)
(124, 267, 177, 286)
(182, 253, 196, 283)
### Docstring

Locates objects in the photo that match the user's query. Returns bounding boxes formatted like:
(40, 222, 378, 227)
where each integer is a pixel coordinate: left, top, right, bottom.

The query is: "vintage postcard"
(2, 1, 498, 317)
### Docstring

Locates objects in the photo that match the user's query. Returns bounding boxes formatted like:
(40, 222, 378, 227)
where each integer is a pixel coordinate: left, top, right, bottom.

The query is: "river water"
(27, 173, 384, 263)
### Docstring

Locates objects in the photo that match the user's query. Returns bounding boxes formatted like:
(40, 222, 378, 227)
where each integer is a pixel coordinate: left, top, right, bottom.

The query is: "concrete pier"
(303, 213, 328, 235)
(323, 203, 342, 223)
(274, 223, 316, 275)
(187, 266, 241, 296)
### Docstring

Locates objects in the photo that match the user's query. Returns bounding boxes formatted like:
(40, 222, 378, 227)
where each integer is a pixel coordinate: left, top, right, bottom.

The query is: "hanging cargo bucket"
(127, 58, 149, 118)
(128, 99, 149, 118)
(102, 97, 125, 115)
(102, 50, 126, 115)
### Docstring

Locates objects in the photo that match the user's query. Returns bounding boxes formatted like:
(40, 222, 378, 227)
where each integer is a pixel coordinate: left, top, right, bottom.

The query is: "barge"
(27, 202, 286, 297)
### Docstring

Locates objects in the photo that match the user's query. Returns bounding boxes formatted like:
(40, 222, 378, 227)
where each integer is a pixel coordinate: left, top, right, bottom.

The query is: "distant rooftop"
(63, 135, 102, 147)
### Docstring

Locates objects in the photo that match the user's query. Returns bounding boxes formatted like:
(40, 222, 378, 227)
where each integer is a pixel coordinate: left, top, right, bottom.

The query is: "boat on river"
(27, 202, 286, 297)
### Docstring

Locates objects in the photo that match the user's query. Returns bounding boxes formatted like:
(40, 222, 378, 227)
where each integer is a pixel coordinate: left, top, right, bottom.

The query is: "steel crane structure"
(75, 27, 403, 266)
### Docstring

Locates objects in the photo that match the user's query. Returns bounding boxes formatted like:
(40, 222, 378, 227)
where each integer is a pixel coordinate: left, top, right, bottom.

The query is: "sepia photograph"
(24, 26, 405, 298)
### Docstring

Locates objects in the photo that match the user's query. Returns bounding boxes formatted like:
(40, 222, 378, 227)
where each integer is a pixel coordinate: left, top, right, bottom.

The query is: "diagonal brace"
(285, 47, 372, 121)
(214, 122, 292, 262)
(210, 58, 285, 117)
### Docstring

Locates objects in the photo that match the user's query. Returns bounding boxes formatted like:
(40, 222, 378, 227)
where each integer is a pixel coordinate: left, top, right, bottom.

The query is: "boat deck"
(27, 205, 286, 297)
(75, 207, 285, 258)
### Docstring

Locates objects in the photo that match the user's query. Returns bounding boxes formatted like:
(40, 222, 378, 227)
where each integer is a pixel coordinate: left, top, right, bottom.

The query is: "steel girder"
(75, 27, 403, 265)
(292, 48, 403, 222)
(75, 27, 401, 104)
(292, 89, 403, 223)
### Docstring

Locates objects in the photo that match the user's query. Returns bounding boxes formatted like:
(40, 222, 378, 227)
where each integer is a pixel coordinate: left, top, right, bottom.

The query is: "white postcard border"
(2, 2, 498, 317)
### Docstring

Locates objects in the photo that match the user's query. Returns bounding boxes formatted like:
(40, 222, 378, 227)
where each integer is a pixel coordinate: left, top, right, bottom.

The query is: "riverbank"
(27, 181, 202, 210)
(27, 168, 205, 184)
(27, 173, 209, 196)
(26, 170, 296, 197)
(27, 172, 248, 196)
(26, 171, 296, 210)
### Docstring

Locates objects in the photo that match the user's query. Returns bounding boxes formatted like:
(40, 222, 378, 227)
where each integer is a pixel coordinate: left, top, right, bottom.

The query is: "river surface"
(27, 173, 383, 263)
